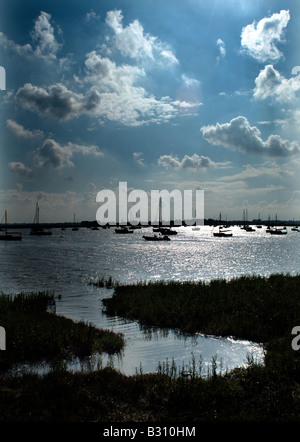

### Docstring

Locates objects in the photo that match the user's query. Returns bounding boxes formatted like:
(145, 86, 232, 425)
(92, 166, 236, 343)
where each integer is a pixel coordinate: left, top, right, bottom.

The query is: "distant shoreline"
(2, 219, 300, 229)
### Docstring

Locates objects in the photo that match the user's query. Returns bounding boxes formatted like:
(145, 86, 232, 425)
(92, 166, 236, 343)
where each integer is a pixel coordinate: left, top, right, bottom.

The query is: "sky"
(0, 0, 300, 223)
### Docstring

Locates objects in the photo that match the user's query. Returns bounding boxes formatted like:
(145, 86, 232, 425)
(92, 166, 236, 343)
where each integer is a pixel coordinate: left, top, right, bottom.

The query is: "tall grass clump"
(89, 276, 118, 289)
(102, 274, 300, 343)
(0, 291, 125, 371)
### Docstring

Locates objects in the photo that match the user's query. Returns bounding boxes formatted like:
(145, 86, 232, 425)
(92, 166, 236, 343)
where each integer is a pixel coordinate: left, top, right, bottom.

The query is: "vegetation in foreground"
(1, 274, 300, 422)
(0, 291, 124, 371)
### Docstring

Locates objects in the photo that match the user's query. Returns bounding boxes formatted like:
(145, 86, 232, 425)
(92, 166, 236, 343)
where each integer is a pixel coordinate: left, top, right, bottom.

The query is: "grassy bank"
(102, 274, 300, 343)
(1, 342, 300, 422)
(1, 275, 300, 421)
(0, 291, 124, 371)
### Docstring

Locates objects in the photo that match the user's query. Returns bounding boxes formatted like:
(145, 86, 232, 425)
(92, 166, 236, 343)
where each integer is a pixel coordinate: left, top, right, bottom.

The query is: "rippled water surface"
(1, 225, 299, 374)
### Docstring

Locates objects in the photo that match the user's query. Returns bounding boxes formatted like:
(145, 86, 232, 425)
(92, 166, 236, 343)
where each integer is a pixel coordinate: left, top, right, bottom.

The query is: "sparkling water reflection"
(1, 225, 299, 374)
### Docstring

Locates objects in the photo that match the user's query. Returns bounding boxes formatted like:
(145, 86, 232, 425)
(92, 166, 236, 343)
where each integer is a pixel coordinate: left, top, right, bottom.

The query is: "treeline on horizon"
(2, 218, 300, 229)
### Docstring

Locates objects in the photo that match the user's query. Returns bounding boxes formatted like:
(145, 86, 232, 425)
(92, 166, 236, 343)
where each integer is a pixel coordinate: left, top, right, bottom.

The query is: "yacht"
(30, 202, 52, 236)
(0, 210, 22, 241)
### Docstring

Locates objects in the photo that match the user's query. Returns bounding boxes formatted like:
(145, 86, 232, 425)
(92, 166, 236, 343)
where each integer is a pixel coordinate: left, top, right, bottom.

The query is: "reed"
(1, 275, 300, 421)
(0, 291, 125, 371)
(89, 275, 118, 289)
(103, 273, 300, 343)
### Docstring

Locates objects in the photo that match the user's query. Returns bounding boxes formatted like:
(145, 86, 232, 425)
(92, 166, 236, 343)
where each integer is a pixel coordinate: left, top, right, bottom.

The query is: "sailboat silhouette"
(0, 209, 22, 241)
(30, 202, 52, 236)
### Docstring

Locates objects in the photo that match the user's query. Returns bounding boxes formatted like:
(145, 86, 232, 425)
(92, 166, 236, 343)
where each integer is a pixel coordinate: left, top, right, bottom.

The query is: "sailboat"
(142, 233, 171, 241)
(30, 202, 52, 236)
(212, 212, 232, 237)
(0, 210, 22, 241)
(72, 213, 79, 231)
(266, 214, 287, 235)
(268, 226, 287, 235)
(115, 225, 133, 234)
(152, 226, 177, 235)
(143, 198, 171, 241)
(213, 226, 232, 237)
(241, 209, 255, 232)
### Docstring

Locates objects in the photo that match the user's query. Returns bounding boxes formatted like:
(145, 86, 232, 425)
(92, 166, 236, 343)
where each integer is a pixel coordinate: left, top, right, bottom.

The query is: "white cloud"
(216, 38, 226, 59)
(219, 162, 294, 182)
(253, 65, 300, 102)
(158, 153, 226, 170)
(84, 51, 177, 125)
(241, 10, 290, 62)
(201, 116, 300, 157)
(0, 11, 62, 63)
(6, 119, 44, 139)
(105, 9, 178, 65)
(133, 152, 146, 167)
(84, 51, 144, 91)
(11, 10, 198, 126)
(16, 49, 178, 126)
(0, 33, 33, 57)
(31, 11, 61, 61)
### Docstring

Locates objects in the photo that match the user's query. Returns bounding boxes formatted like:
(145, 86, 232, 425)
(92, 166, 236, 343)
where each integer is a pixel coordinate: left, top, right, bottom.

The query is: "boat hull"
(143, 235, 170, 241)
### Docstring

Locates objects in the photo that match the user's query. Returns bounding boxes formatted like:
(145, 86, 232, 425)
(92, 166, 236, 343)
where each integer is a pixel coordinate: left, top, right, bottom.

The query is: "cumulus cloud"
(241, 10, 290, 62)
(84, 51, 177, 125)
(158, 153, 218, 170)
(16, 83, 101, 120)
(8, 162, 34, 179)
(253, 65, 300, 102)
(34, 139, 103, 169)
(6, 119, 44, 139)
(84, 51, 144, 90)
(105, 9, 178, 65)
(11, 9, 191, 126)
(16, 51, 177, 125)
(31, 11, 61, 61)
(0, 11, 61, 63)
(0, 33, 33, 57)
(201, 116, 300, 157)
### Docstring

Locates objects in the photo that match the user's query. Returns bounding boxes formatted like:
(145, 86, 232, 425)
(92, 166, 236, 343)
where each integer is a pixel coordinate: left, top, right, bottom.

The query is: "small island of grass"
(102, 273, 300, 343)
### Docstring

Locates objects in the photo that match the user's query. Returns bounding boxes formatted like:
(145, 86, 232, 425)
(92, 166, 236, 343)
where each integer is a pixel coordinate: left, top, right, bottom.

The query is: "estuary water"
(1, 224, 299, 375)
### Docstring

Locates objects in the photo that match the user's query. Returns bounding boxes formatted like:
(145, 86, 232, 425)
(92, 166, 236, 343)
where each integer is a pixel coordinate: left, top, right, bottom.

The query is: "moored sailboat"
(0, 210, 22, 241)
(142, 233, 171, 241)
(30, 202, 52, 236)
(115, 226, 133, 234)
(213, 226, 233, 237)
(143, 198, 171, 241)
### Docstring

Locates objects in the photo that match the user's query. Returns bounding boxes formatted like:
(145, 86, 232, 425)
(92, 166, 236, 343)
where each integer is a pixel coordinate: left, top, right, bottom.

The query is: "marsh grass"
(89, 276, 118, 289)
(2, 275, 300, 421)
(102, 274, 300, 343)
(0, 291, 124, 371)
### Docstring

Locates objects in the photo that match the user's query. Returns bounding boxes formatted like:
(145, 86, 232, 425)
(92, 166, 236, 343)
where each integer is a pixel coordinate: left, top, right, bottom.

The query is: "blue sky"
(0, 0, 300, 222)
